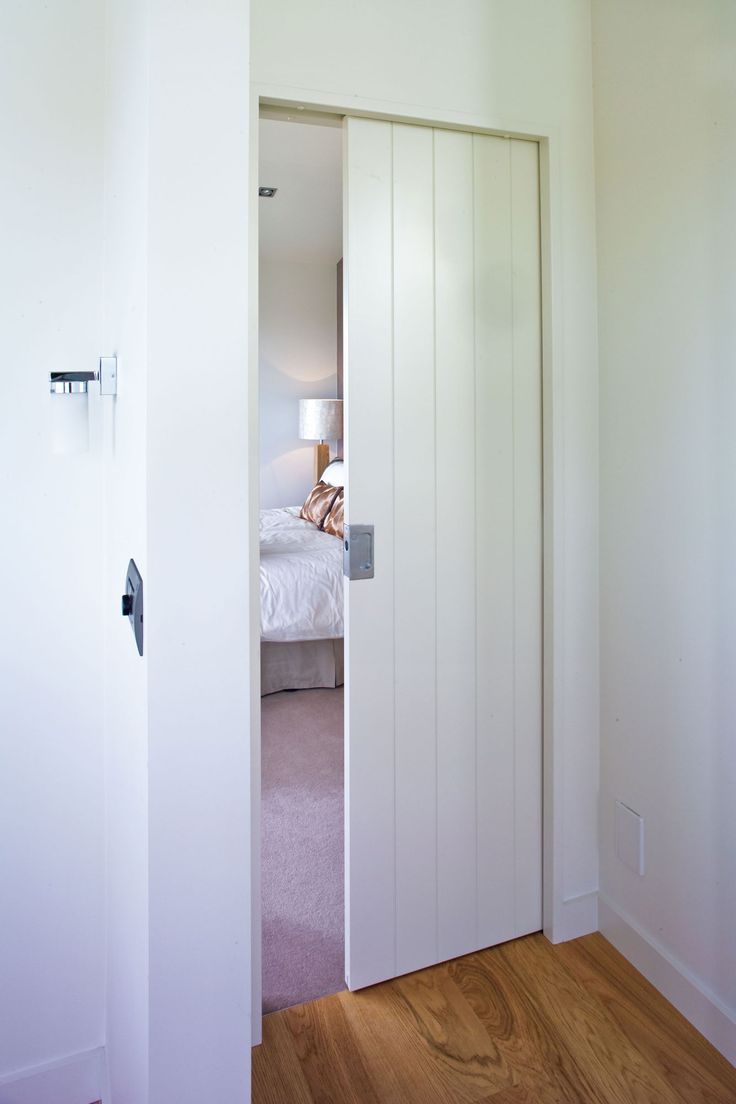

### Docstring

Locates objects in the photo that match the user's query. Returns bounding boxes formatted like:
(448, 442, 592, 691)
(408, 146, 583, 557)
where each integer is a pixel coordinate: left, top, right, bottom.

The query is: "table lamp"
(299, 398, 343, 482)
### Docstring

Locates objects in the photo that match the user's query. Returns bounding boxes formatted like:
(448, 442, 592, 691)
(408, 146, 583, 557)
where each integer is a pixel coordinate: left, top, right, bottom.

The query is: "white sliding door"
(343, 117, 542, 991)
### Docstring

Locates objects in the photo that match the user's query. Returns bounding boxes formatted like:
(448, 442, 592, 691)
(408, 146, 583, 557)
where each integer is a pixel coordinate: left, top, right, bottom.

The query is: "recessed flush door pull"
(343, 524, 374, 580)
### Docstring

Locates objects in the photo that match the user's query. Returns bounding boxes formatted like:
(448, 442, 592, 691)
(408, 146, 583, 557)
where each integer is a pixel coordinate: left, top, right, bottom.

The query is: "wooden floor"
(252, 932, 736, 1103)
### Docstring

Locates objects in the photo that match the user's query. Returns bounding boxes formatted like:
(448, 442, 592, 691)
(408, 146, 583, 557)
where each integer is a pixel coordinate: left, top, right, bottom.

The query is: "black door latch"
(121, 559, 144, 656)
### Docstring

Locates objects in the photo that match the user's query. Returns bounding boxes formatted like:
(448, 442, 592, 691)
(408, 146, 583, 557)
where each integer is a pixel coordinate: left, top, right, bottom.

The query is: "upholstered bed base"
(260, 639, 344, 696)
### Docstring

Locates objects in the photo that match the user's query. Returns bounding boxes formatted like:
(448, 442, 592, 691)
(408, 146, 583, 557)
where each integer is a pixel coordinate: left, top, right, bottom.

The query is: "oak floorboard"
(499, 934, 687, 1103)
(336, 966, 514, 1104)
(557, 933, 736, 1104)
(284, 994, 383, 1104)
(252, 1012, 314, 1104)
(252, 931, 736, 1104)
(478, 1086, 567, 1104)
(393, 966, 517, 1097)
(335, 983, 457, 1104)
(448, 941, 601, 1103)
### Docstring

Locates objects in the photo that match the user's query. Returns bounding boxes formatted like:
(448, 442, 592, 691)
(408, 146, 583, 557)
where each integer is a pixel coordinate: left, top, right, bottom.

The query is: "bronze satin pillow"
(300, 481, 341, 529)
(323, 489, 344, 539)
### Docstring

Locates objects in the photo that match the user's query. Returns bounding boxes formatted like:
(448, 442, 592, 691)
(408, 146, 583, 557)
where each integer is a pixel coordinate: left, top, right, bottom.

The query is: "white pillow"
(321, 458, 344, 487)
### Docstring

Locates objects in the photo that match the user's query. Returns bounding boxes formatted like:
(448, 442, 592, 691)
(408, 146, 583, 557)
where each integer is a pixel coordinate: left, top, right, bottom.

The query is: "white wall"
(260, 259, 337, 508)
(146, 1, 252, 1100)
(1, 2, 250, 1100)
(593, 0, 736, 1061)
(102, 2, 253, 1099)
(0, 0, 106, 1085)
(101, 0, 150, 1100)
(252, 0, 600, 935)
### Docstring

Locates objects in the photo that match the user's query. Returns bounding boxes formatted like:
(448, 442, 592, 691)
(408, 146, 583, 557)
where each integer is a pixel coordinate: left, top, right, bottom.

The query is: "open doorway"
(258, 111, 346, 1013)
(253, 104, 546, 1032)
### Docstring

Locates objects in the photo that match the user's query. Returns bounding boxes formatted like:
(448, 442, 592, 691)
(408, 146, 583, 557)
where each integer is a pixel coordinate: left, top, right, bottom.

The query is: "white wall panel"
(146, 1, 252, 1099)
(473, 133, 516, 949)
(594, 0, 736, 1058)
(510, 138, 543, 935)
(434, 128, 479, 963)
(0, 0, 106, 1077)
(345, 118, 542, 989)
(101, 1, 150, 1100)
(392, 123, 438, 976)
(343, 117, 396, 990)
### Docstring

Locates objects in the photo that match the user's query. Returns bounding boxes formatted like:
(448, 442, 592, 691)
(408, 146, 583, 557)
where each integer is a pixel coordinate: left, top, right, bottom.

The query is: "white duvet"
(260, 506, 344, 642)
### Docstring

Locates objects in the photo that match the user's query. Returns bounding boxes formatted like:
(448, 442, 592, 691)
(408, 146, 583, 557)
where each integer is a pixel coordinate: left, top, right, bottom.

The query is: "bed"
(260, 503, 344, 695)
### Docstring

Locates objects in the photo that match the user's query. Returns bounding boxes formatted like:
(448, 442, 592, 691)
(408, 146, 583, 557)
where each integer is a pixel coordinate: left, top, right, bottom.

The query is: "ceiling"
(259, 117, 342, 265)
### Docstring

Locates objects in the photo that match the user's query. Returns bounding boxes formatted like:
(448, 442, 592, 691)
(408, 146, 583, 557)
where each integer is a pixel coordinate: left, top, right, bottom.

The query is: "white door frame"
(249, 85, 582, 1044)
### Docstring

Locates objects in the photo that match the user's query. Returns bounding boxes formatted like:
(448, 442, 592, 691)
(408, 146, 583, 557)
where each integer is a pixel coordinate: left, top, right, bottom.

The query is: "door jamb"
(249, 85, 572, 1045)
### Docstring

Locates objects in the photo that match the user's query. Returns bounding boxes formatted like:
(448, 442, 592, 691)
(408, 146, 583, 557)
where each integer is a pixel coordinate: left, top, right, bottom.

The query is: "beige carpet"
(261, 687, 344, 1013)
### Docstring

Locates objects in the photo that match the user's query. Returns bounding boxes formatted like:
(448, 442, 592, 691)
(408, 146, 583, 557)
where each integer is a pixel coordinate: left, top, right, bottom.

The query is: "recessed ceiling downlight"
(259, 186, 278, 198)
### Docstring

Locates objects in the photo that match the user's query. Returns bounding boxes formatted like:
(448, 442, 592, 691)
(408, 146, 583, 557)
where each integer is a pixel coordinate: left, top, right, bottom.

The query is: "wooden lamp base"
(315, 442, 330, 482)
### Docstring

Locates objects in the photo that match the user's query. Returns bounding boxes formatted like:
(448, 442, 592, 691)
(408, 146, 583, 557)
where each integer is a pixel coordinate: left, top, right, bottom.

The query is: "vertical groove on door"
(473, 133, 516, 948)
(434, 128, 477, 963)
(392, 122, 438, 977)
(432, 127, 440, 967)
(511, 139, 519, 939)
(344, 117, 396, 989)
(390, 127, 397, 981)
(472, 136, 479, 955)
(510, 138, 543, 935)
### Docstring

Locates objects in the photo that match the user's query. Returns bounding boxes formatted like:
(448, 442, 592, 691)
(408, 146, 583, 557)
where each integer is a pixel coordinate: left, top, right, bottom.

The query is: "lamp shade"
(298, 398, 343, 441)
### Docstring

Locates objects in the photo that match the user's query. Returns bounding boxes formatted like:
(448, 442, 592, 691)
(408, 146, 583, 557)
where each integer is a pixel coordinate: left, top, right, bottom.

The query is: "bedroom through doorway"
(258, 110, 346, 1014)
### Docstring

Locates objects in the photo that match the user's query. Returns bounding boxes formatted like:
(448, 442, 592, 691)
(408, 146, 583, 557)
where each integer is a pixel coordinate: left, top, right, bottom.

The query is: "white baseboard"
(599, 895, 736, 1068)
(546, 889, 599, 943)
(0, 1047, 104, 1104)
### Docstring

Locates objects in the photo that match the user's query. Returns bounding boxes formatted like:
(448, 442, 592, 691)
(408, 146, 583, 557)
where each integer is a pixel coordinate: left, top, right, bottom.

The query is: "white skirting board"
(0, 1047, 104, 1104)
(545, 890, 599, 944)
(599, 895, 736, 1067)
